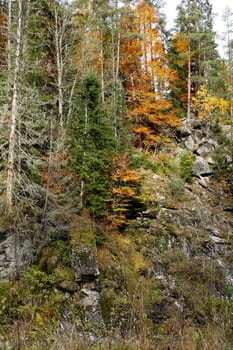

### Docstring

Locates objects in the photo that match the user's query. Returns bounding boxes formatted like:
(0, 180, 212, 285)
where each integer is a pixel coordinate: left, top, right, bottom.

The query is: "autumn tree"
(120, 0, 179, 151)
(110, 153, 144, 228)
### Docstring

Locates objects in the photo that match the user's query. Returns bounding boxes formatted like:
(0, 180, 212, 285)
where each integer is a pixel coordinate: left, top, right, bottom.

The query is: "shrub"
(180, 151, 195, 182)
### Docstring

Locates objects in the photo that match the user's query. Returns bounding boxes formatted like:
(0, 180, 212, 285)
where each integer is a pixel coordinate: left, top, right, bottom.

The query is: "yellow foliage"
(122, 170, 141, 182)
(35, 311, 43, 325)
(192, 85, 229, 119)
(112, 186, 136, 197)
(133, 252, 147, 273)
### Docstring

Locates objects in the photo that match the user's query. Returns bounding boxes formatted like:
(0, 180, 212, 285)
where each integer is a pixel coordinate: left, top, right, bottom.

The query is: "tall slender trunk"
(227, 22, 233, 164)
(7, 0, 11, 70)
(187, 41, 191, 121)
(80, 104, 88, 209)
(112, 0, 120, 141)
(112, 30, 117, 140)
(6, 0, 22, 210)
(54, 5, 63, 127)
(43, 117, 53, 219)
(67, 71, 78, 126)
(100, 30, 105, 103)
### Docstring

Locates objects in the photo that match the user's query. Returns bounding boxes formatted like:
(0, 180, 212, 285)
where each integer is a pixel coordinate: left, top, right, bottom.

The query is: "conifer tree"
(69, 73, 116, 218)
(222, 6, 233, 121)
(170, 0, 223, 118)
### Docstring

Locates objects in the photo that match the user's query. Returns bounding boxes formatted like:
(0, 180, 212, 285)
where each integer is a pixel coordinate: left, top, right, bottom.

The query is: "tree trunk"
(54, 5, 63, 127)
(6, 0, 22, 210)
(80, 104, 88, 209)
(187, 41, 191, 121)
(100, 30, 105, 103)
(7, 0, 11, 70)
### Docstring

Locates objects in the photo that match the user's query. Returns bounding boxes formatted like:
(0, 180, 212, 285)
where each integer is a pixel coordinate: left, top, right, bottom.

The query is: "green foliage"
(95, 230, 107, 247)
(130, 152, 158, 172)
(22, 266, 55, 293)
(0, 282, 17, 324)
(69, 73, 116, 217)
(168, 177, 185, 197)
(179, 150, 195, 182)
(52, 240, 70, 266)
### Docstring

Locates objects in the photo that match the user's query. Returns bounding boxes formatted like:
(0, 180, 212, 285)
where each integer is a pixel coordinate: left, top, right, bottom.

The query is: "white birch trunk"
(6, 0, 22, 209)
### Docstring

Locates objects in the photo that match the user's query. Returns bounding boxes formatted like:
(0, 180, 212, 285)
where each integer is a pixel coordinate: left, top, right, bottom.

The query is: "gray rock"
(191, 119, 202, 129)
(185, 135, 197, 151)
(196, 141, 216, 160)
(177, 125, 192, 138)
(197, 176, 210, 189)
(0, 233, 35, 280)
(71, 246, 100, 282)
(192, 156, 213, 176)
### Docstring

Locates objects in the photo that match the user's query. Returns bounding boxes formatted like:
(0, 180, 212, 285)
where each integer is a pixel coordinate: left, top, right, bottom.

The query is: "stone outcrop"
(177, 116, 218, 177)
(71, 245, 103, 328)
(0, 229, 36, 281)
(71, 246, 100, 282)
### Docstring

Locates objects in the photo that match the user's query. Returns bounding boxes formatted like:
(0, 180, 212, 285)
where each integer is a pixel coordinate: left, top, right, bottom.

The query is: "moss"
(70, 222, 96, 253)
(52, 266, 77, 292)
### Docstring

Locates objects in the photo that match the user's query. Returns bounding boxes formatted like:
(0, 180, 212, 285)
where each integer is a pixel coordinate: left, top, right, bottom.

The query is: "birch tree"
(6, 0, 22, 209)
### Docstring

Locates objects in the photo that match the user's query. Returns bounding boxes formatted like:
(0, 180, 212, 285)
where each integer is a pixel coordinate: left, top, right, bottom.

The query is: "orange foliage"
(109, 153, 141, 228)
(120, 1, 179, 151)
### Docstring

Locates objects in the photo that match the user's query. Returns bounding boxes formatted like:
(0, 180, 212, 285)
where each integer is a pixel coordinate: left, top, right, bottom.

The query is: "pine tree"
(69, 73, 116, 218)
(222, 6, 233, 121)
(170, 0, 223, 118)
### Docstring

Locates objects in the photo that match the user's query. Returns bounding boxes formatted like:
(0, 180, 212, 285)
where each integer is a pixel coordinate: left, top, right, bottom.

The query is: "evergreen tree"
(69, 73, 116, 218)
(169, 0, 223, 118)
(222, 6, 233, 120)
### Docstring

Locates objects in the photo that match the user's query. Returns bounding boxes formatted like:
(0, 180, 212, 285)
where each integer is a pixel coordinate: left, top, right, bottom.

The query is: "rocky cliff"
(0, 117, 232, 349)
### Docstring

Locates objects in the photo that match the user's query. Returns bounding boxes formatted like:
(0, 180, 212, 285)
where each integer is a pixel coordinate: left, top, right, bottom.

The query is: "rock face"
(192, 156, 212, 176)
(0, 115, 232, 348)
(177, 117, 217, 177)
(60, 245, 105, 341)
(99, 117, 233, 340)
(71, 245, 103, 328)
(71, 246, 100, 282)
(0, 230, 35, 281)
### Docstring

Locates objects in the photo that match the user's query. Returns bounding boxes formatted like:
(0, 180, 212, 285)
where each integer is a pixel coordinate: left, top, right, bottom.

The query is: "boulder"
(0, 233, 35, 280)
(184, 135, 197, 151)
(71, 246, 99, 282)
(196, 140, 217, 161)
(176, 125, 192, 138)
(192, 156, 213, 176)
